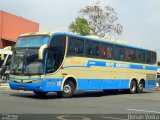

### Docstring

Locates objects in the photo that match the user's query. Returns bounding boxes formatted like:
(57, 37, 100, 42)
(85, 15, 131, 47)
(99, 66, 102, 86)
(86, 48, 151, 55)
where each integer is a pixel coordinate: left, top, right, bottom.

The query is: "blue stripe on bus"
(145, 80, 156, 88)
(130, 64, 143, 69)
(77, 79, 156, 90)
(77, 79, 130, 90)
(87, 60, 106, 67)
(146, 66, 157, 71)
(9, 78, 157, 92)
(64, 60, 157, 71)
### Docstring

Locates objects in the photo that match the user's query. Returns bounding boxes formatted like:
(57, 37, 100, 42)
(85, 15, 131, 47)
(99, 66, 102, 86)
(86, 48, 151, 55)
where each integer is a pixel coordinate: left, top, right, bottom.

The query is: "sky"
(1, 0, 160, 59)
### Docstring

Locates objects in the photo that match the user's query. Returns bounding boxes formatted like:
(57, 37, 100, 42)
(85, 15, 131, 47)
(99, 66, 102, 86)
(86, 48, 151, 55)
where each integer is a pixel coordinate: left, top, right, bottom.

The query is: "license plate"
(19, 86, 25, 89)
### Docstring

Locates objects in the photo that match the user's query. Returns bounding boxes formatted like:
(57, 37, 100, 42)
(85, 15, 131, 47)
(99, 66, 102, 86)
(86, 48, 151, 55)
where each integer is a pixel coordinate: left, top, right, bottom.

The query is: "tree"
(79, 2, 123, 37)
(69, 17, 93, 36)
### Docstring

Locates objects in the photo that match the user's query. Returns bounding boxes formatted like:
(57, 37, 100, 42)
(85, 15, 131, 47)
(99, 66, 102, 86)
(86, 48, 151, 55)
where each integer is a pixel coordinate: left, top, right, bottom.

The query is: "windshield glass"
(10, 49, 44, 75)
(16, 35, 49, 48)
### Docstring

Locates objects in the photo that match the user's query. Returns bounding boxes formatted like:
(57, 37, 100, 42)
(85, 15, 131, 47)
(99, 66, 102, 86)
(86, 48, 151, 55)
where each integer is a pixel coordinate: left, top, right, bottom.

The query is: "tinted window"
(16, 35, 49, 47)
(151, 52, 156, 64)
(50, 35, 66, 70)
(85, 40, 93, 56)
(85, 40, 99, 57)
(146, 51, 152, 64)
(92, 42, 100, 57)
(125, 48, 136, 62)
(68, 38, 84, 55)
(136, 50, 145, 63)
(100, 43, 113, 59)
(46, 51, 55, 73)
(114, 45, 125, 61)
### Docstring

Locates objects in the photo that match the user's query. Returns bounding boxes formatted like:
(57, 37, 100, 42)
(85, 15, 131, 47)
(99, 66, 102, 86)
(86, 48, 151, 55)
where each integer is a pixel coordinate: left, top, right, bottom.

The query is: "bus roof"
(20, 31, 53, 36)
(19, 31, 155, 52)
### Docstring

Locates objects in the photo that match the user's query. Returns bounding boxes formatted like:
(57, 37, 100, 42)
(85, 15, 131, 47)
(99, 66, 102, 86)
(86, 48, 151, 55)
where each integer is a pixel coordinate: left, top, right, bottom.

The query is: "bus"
(0, 48, 12, 81)
(9, 32, 157, 98)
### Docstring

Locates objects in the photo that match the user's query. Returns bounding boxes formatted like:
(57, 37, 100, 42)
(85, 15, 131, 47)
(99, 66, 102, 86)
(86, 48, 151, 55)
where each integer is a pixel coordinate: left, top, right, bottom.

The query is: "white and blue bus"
(9, 32, 157, 97)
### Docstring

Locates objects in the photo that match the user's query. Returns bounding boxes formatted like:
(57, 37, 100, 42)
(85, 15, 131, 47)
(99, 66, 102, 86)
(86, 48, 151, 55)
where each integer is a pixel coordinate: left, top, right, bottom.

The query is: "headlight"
(32, 80, 42, 83)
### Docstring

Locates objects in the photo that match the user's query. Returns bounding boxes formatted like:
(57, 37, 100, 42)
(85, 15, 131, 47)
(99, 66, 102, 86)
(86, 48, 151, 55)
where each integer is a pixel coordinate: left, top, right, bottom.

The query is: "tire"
(129, 80, 137, 94)
(136, 81, 144, 93)
(33, 91, 48, 96)
(57, 81, 75, 98)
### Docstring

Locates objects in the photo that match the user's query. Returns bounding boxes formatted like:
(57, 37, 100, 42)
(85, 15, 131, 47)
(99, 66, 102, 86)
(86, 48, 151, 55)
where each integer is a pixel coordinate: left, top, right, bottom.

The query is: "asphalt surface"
(0, 87, 160, 115)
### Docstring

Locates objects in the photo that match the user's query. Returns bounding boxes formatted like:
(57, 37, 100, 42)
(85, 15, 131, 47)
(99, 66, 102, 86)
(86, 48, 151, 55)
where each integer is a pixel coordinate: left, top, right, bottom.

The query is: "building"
(0, 10, 39, 48)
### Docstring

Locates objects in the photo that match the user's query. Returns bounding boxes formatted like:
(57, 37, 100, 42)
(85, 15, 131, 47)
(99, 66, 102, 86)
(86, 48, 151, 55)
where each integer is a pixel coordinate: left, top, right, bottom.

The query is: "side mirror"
(1, 46, 12, 60)
(38, 44, 48, 60)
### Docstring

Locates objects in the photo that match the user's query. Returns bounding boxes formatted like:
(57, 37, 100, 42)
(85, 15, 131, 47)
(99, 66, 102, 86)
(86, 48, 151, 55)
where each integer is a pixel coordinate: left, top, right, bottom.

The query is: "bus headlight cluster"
(32, 80, 42, 83)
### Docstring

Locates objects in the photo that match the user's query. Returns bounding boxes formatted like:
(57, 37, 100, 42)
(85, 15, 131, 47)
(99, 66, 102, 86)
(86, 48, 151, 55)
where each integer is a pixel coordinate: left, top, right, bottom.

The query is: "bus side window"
(126, 48, 136, 62)
(68, 38, 84, 56)
(146, 51, 152, 64)
(100, 45, 105, 58)
(46, 51, 55, 73)
(77, 39, 84, 55)
(92, 42, 100, 57)
(85, 40, 93, 56)
(125, 49, 130, 61)
(136, 50, 145, 63)
(151, 52, 156, 64)
(114, 45, 125, 61)
(50, 35, 66, 71)
(100, 44, 112, 59)
(106, 45, 113, 59)
(68, 39, 76, 54)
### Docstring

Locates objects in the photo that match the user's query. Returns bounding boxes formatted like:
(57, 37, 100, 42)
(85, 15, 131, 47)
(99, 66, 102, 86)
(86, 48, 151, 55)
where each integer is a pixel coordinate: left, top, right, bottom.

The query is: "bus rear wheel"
(136, 81, 144, 93)
(57, 81, 75, 98)
(33, 91, 48, 96)
(129, 80, 137, 94)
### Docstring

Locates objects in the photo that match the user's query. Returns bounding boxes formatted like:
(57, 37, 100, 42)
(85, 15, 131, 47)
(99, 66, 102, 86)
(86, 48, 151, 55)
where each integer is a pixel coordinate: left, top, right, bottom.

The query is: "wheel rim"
(131, 82, 136, 92)
(139, 83, 143, 91)
(63, 85, 71, 94)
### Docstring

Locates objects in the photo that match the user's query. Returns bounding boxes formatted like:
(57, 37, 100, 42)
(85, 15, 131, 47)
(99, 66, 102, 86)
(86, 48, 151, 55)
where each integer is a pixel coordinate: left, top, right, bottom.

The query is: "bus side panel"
(41, 78, 63, 92)
(145, 80, 156, 88)
(77, 79, 129, 90)
(102, 79, 129, 90)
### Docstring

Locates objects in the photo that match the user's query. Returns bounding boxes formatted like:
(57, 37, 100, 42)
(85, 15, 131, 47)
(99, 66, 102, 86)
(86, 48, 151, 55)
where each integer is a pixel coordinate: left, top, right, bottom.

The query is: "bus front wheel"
(57, 81, 75, 98)
(33, 91, 48, 96)
(129, 80, 137, 94)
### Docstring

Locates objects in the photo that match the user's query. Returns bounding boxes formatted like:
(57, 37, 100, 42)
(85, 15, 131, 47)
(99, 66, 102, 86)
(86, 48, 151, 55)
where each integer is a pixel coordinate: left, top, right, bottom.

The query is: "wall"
(0, 10, 39, 48)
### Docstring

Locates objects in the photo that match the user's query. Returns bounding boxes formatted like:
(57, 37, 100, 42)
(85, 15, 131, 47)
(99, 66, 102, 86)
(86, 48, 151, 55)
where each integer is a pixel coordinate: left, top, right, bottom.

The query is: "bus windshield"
(10, 49, 44, 75)
(16, 35, 49, 48)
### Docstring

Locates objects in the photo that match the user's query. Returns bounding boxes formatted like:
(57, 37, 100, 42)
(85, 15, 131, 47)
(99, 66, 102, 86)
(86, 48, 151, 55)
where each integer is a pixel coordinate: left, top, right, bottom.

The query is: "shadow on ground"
(9, 89, 152, 100)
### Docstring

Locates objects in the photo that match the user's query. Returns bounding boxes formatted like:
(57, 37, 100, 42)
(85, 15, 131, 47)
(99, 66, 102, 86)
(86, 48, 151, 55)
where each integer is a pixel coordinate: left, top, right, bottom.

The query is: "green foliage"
(69, 17, 93, 36)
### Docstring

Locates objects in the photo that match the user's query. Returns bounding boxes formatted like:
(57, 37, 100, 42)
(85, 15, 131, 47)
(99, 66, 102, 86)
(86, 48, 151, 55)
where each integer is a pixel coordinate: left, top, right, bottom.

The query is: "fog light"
(36, 86, 42, 89)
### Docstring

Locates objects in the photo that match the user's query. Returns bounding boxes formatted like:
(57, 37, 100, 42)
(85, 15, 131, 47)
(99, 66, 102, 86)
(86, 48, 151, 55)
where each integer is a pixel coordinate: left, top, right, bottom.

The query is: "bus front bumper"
(9, 80, 62, 92)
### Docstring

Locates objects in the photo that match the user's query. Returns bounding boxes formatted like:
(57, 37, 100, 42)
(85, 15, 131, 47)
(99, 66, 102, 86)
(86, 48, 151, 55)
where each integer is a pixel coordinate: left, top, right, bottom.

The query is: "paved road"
(0, 88, 160, 115)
